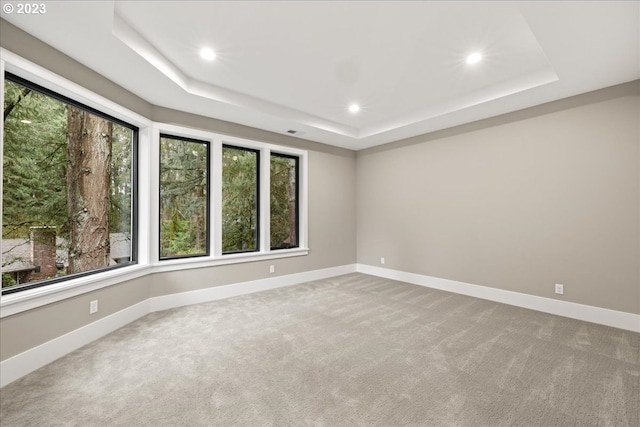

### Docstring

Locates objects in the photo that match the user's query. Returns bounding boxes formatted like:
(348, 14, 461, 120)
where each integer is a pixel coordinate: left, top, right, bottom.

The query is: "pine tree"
(2, 81, 67, 239)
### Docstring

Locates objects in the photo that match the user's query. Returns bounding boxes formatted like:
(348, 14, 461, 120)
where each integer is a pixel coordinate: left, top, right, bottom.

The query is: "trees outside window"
(2, 76, 136, 291)
(270, 153, 299, 250)
(159, 135, 209, 258)
(2, 73, 306, 293)
(222, 146, 259, 253)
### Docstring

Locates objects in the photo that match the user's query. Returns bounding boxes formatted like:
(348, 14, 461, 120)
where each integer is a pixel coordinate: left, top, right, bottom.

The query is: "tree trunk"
(66, 106, 112, 273)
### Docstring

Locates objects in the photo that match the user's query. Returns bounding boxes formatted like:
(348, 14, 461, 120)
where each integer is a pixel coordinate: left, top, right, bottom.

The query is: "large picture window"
(270, 153, 299, 250)
(222, 145, 259, 253)
(2, 74, 137, 293)
(159, 135, 209, 259)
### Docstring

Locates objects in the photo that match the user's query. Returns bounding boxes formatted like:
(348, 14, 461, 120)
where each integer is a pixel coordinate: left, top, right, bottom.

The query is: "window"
(156, 130, 306, 262)
(1, 53, 306, 306)
(270, 153, 299, 250)
(222, 145, 259, 253)
(159, 135, 209, 259)
(2, 74, 137, 293)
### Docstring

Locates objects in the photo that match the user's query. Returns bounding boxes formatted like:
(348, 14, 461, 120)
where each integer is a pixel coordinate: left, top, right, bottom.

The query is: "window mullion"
(260, 148, 271, 253)
(212, 139, 223, 258)
(147, 126, 160, 263)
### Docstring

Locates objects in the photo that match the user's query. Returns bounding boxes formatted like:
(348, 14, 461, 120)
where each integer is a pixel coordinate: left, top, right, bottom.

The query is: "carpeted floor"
(0, 273, 638, 426)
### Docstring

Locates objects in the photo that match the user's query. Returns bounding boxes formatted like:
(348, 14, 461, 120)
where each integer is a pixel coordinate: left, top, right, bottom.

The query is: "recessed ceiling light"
(466, 52, 482, 65)
(200, 47, 216, 61)
(20, 119, 32, 124)
(348, 104, 360, 114)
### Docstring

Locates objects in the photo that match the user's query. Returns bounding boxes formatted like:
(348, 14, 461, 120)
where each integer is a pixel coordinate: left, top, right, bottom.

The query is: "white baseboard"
(0, 299, 150, 388)
(0, 264, 357, 388)
(357, 264, 640, 333)
(149, 264, 357, 312)
(3, 262, 635, 388)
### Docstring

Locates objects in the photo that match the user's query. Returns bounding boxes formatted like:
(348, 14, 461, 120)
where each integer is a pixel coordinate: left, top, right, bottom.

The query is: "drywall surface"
(147, 149, 357, 297)
(357, 82, 640, 314)
(0, 275, 151, 360)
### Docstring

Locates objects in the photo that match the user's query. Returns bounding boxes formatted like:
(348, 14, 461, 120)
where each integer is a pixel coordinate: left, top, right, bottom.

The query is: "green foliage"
(270, 155, 298, 249)
(160, 214, 202, 256)
(2, 273, 17, 288)
(3, 81, 67, 239)
(3, 79, 134, 278)
(222, 147, 258, 253)
(109, 124, 133, 233)
(159, 137, 208, 257)
(159, 144, 298, 255)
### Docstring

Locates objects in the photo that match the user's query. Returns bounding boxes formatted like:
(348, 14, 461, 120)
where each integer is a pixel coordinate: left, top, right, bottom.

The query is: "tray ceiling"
(2, 1, 638, 150)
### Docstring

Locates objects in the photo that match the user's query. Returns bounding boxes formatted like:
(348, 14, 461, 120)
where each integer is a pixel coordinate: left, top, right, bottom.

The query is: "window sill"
(152, 248, 310, 272)
(0, 248, 309, 318)
(0, 264, 152, 318)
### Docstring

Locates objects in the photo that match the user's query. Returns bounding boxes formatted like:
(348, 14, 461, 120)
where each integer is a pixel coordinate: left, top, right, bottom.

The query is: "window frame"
(1, 70, 140, 295)
(158, 134, 211, 260)
(221, 144, 261, 255)
(152, 125, 309, 270)
(270, 152, 300, 251)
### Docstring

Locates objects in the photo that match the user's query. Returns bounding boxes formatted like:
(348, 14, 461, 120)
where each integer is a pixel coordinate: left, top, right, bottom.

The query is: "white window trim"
(153, 123, 309, 268)
(1, 49, 153, 318)
(0, 49, 309, 318)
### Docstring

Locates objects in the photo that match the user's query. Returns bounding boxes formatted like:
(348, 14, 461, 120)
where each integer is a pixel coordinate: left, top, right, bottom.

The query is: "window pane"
(222, 146, 259, 253)
(2, 78, 135, 291)
(270, 154, 299, 250)
(159, 135, 209, 258)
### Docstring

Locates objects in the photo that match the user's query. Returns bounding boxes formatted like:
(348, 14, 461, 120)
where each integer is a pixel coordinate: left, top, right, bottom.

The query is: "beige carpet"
(1, 273, 638, 426)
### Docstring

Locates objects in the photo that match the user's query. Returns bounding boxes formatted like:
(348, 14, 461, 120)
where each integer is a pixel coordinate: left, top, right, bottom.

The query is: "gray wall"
(0, 20, 357, 361)
(357, 81, 640, 314)
(147, 149, 357, 298)
(0, 276, 151, 361)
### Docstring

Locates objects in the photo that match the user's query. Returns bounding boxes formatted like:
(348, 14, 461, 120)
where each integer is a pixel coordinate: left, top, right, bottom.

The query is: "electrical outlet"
(555, 284, 564, 295)
(89, 300, 98, 314)
(269, 265, 275, 274)
(380, 257, 385, 265)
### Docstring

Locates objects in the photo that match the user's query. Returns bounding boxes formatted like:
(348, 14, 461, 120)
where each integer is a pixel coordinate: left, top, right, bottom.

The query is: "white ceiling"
(2, 1, 639, 150)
